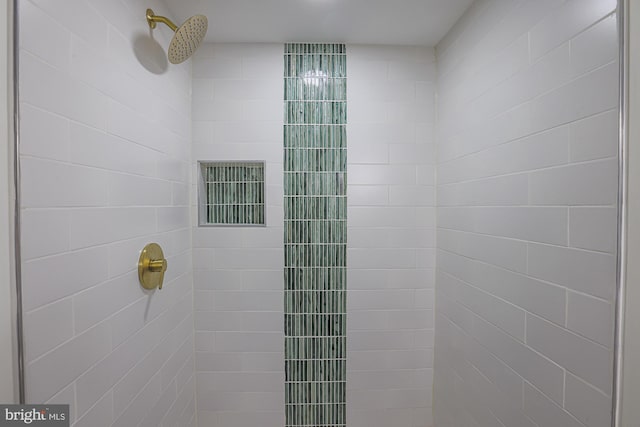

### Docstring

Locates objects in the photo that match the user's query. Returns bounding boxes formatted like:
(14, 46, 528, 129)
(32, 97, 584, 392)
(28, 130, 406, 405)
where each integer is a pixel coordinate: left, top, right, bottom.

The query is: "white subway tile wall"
(191, 43, 436, 427)
(434, 1, 618, 427)
(19, 0, 195, 426)
(190, 43, 286, 426)
(347, 45, 436, 427)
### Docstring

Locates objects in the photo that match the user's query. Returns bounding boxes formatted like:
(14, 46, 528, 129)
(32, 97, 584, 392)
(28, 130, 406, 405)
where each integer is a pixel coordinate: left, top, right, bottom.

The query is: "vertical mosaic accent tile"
(284, 43, 347, 427)
(199, 162, 265, 226)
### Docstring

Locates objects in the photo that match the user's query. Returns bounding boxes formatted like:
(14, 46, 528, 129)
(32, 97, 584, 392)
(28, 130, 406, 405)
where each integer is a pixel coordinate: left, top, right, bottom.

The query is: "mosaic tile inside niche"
(200, 162, 265, 226)
(284, 43, 347, 427)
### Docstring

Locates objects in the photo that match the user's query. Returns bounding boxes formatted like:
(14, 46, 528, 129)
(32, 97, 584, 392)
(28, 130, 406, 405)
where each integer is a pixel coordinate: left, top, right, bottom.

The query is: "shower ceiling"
(162, 0, 474, 46)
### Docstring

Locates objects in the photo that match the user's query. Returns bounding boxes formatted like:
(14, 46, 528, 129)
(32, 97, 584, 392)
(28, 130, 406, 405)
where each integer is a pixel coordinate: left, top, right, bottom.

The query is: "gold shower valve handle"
(138, 243, 168, 290)
(148, 259, 167, 273)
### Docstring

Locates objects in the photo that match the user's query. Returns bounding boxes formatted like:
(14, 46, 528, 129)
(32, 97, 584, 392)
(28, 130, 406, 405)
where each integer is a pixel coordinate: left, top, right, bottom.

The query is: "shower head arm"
(146, 9, 178, 32)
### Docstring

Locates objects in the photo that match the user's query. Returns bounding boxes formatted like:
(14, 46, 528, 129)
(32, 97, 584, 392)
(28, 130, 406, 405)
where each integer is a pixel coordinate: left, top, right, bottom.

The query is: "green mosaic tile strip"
(284, 77, 347, 101)
(284, 43, 347, 427)
(285, 267, 347, 290)
(284, 101, 347, 125)
(285, 43, 346, 55)
(285, 314, 346, 337)
(201, 162, 265, 225)
(284, 126, 346, 149)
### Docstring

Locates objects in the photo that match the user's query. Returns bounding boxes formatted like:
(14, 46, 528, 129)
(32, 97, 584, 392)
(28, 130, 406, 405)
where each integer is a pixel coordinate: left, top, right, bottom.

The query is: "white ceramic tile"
(530, 0, 617, 61)
(348, 143, 389, 164)
(348, 164, 416, 185)
(453, 317, 523, 405)
(349, 269, 427, 291)
(69, 207, 157, 250)
(103, 67, 158, 119)
(108, 298, 149, 352)
(570, 109, 619, 162)
(567, 291, 614, 348)
(70, 34, 111, 95)
(26, 322, 111, 404)
(242, 100, 283, 122)
(21, 51, 108, 130)
(349, 248, 417, 269)
(68, 122, 157, 176)
(197, 371, 284, 393)
(20, 209, 70, 260)
(439, 271, 525, 341)
(20, 1, 72, 71)
(74, 391, 114, 427)
(528, 242, 616, 300)
(242, 270, 286, 291)
(523, 383, 583, 427)
(166, 377, 197, 427)
(107, 99, 155, 148)
(472, 308, 565, 404)
(113, 316, 192, 418)
(565, 372, 613, 427)
(28, 0, 108, 50)
(440, 173, 529, 207)
(348, 408, 414, 427)
(526, 314, 613, 394)
(196, 99, 239, 126)
(210, 121, 282, 144)
(347, 57, 388, 81)
(349, 228, 434, 250)
(349, 122, 416, 146)
(454, 102, 533, 160)
(349, 79, 414, 103)
(529, 159, 618, 206)
(176, 354, 196, 392)
(472, 207, 569, 246)
(348, 369, 432, 390)
(211, 291, 282, 312)
(207, 248, 283, 270)
(157, 207, 191, 232)
(112, 373, 163, 427)
(20, 104, 70, 162)
(346, 331, 416, 352)
(24, 298, 74, 363)
(347, 99, 390, 123)
(437, 229, 527, 273)
(172, 182, 190, 206)
(20, 157, 109, 208)
(348, 290, 416, 311)
(571, 14, 618, 77)
(138, 379, 177, 427)
(530, 61, 618, 133)
(192, 57, 242, 79)
(389, 59, 436, 81)
(456, 351, 535, 427)
(350, 310, 433, 331)
(569, 207, 617, 253)
(438, 125, 569, 185)
(22, 246, 109, 311)
(73, 273, 143, 334)
(212, 79, 280, 101)
(471, 42, 571, 123)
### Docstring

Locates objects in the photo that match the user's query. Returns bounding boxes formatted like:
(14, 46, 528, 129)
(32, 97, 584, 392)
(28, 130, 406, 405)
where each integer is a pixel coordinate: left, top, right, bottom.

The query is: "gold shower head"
(146, 8, 208, 64)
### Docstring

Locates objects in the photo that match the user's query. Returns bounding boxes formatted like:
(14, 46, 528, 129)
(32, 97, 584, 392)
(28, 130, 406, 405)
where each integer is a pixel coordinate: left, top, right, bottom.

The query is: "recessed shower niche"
(198, 161, 266, 226)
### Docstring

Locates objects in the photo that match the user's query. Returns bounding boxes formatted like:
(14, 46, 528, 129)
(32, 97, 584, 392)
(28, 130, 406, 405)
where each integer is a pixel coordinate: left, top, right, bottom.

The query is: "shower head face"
(168, 14, 208, 64)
